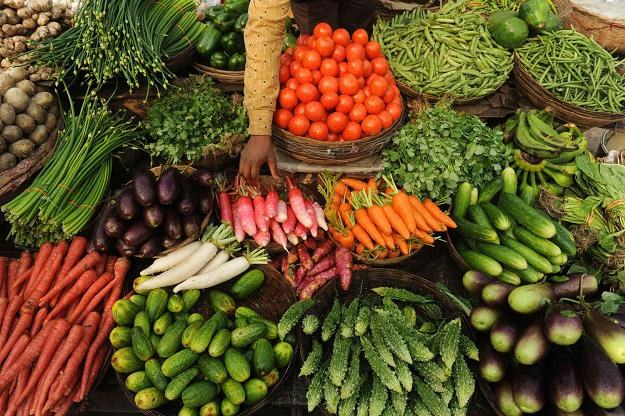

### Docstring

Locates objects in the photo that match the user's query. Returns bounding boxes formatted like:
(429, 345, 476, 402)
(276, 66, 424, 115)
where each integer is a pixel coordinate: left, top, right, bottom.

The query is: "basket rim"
(327, 232, 424, 265)
(396, 77, 507, 105)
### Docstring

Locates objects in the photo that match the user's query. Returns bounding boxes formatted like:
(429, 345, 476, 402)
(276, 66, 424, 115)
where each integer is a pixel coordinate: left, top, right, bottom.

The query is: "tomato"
(365, 41, 382, 60)
(362, 60, 372, 78)
(294, 103, 306, 116)
(273, 108, 293, 129)
(318, 76, 339, 94)
(339, 73, 359, 95)
(349, 103, 367, 122)
(308, 121, 328, 141)
(378, 110, 393, 129)
(285, 78, 299, 91)
(365, 95, 385, 115)
(289, 61, 302, 77)
(289, 114, 310, 136)
(362, 115, 382, 136)
(315, 36, 335, 57)
(371, 57, 389, 76)
(278, 88, 298, 110)
(358, 77, 365, 88)
(279, 65, 290, 84)
(327, 132, 339, 142)
(294, 46, 307, 63)
(345, 43, 365, 61)
(326, 112, 349, 133)
(304, 101, 326, 122)
(306, 36, 316, 49)
(313, 70, 322, 84)
(336, 94, 354, 113)
(347, 60, 364, 77)
(386, 102, 402, 120)
(331, 45, 346, 62)
(369, 76, 388, 97)
(302, 50, 321, 70)
(313, 23, 333, 39)
(352, 29, 369, 46)
(280, 54, 293, 66)
(320, 59, 339, 76)
(338, 62, 348, 76)
(342, 121, 362, 141)
(392, 94, 402, 105)
(332, 28, 350, 46)
(382, 86, 395, 104)
(320, 92, 339, 110)
(297, 35, 309, 47)
(294, 67, 313, 84)
(353, 89, 366, 104)
(296, 82, 320, 103)
(384, 72, 395, 86)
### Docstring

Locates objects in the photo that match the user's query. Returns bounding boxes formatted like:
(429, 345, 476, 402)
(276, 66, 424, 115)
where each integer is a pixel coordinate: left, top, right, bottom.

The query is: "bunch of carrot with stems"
(0, 236, 130, 416)
(319, 173, 457, 260)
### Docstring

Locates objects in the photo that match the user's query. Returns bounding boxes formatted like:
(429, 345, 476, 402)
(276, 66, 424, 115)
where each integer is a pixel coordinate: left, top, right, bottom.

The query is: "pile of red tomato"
(273, 23, 403, 142)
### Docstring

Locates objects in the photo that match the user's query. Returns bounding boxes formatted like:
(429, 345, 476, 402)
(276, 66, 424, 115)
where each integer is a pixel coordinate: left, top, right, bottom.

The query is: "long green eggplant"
(547, 348, 584, 413)
(584, 309, 625, 364)
(495, 378, 523, 416)
(462, 270, 493, 295)
(585, 402, 625, 416)
(544, 303, 583, 346)
(490, 313, 522, 354)
(480, 339, 507, 383)
(470, 305, 501, 332)
(514, 319, 549, 365)
(508, 283, 554, 315)
(482, 282, 515, 308)
(512, 362, 547, 414)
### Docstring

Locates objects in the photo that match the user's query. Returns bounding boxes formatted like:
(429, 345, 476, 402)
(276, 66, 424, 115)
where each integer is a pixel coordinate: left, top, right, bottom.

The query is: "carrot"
(0, 295, 23, 353)
(38, 250, 100, 307)
(340, 178, 368, 190)
(391, 192, 418, 234)
(6, 368, 29, 416)
(105, 255, 117, 274)
(338, 203, 354, 228)
(375, 247, 388, 259)
(423, 198, 457, 228)
(381, 204, 411, 239)
(77, 346, 106, 402)
(388, 248, 401, 258)
(95, 254, 107, 275)
(0, 297, 7, 326)
(23, 242, 52, 296)
(354, 209, 386, 247)
(15, 253, 32, 280)
(67, 272, 113, 324)
(367, 178, 378, 191)
(413, 228, 435, 245)
(328, 226, 355, 249)
(355, 244, 365, 256)
(55, 236, 89, 285)
(6, 260, 18, 298)
(0, 389, 7, 414)
(16, 319, 71, 405)
(10, 267, 32, 298)
(410, 205, 434, 234)
(367, 204, 392, 236)
(53, 391, 76, 415)
(0, 311, 33, 367)
(46, 269, 98, 321)
(409, 196, 446, 232)
(0, 257, 8, 299)
(351, 224, 375, 250)
(30, 307, 47, 336)
(393, 233, 410, 256)
(74, 277, 117, 324)
(383, 233, 395, 250)
(333, 180, 348, 197)
(23, 242, 68, 313)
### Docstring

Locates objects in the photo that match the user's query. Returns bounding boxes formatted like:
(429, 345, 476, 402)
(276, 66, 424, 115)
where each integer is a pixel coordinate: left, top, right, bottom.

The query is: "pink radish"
(276, 200, 288, 223)
(270, 219, 288, 251)
(294, 222, 308, 241)
(282, 206, 297, 234)
(304, 200, 318, 238)
(286, 177, 313, 228)
(251, 190, 269, 232)
(266, 189, 279, 219)
(253, 230, 271, 247)
(312, 202, 328, 231)
(236, 193, 257, 237)
(233, 206, 245, 242)
(287, 232, 299, 245)
(218, 192, 233, 225)
(335, 246, 353, 291)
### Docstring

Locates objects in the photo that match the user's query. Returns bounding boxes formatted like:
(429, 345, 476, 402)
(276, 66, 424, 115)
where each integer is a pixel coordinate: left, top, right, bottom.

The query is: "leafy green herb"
(144, 76, 248, 163)
(382, 103, 512, 203)
(600, 292, 625, 316)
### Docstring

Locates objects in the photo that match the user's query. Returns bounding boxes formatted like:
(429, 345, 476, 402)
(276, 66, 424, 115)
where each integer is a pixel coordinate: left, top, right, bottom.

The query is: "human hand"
(239, 135, 279, 185)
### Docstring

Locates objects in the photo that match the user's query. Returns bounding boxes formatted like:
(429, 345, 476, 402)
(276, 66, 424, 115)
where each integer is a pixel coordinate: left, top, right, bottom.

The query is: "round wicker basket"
(513, 56, 625, 127)
(397, 76, 508, 105)
(446, 231, 471, 272)
(165, 45, 196, 73)
(193, 61, 244, 88)
(115, 264, 298, 416)
(567, 5, 625, 53)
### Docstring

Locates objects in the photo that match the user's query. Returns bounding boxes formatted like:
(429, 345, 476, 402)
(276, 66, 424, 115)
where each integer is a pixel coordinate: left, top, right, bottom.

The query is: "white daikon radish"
(198, 250, 230, 274)
(140, 241, 201, 276)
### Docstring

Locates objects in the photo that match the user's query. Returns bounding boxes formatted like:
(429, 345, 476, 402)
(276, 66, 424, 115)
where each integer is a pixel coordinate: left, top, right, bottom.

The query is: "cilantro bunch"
(382, 103, 512, 204)
(144, 76, 248, 163)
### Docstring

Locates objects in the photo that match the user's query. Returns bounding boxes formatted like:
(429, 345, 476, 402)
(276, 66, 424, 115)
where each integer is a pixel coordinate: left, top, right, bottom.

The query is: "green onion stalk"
(1, 95, 141, 247)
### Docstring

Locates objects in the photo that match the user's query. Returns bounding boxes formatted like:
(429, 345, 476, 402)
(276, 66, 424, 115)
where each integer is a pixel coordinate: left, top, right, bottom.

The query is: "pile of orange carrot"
(319, 174, 457, 260)
(0, 236, 130, 416)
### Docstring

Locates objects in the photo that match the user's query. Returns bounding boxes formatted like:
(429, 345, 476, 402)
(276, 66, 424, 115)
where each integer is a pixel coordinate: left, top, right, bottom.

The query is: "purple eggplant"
(584, 308, 625, 364)
(480, 339, 507, 383)
(177, 188, 197, 217)
(545, 303, 583, 346)
(490, 313, 523, 353)
(164, 209, 183, 240)
(508, 283, 555, 314)
(198, 192, 214, 216)
(104, 215, 126, 239)
(192, 169, 212, 187)
(116, 188, 140, 221)
(548, 348, 584, 413)
(133, 170, 157, 207)
(138, 236, 163, 258)
(143, 205, 165, 229)
(115, 239, 136, 257)
(513, 362, 547, 414)
(482, 282, 515, 308)
(183, 215, 201, 238)
(157, 168, 182, 205)
(470, 304, 501, 332)
(123, 221, 152, 247)
(91, 199, 115, 252)
(162, 237, 182, 249)
(463, 270, 493, 295)
(495, 379, 523, 416)
(585, 402, 625, 416)
(552, 409, 585, 416)
(514, 318, 549, 365)
(553, 273, 598, 299)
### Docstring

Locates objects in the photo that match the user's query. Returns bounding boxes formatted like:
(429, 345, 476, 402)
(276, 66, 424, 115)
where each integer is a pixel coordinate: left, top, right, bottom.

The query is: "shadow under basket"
(513, 56, 625, 128)
(116, 264, 298, 416)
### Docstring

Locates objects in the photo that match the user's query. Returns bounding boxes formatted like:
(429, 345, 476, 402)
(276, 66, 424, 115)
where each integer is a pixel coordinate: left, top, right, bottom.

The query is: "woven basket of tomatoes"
(271, 24, 405, 165)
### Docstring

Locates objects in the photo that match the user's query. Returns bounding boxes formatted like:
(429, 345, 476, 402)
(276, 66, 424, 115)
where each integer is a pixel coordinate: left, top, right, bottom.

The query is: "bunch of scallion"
(1, 96, 140, 247)
(27, 0, 206, 92)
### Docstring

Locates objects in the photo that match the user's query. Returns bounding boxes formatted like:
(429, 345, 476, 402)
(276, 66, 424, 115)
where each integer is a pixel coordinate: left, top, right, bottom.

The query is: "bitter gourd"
(391, 391, 408, 416)
(299, 338, 323, 377)
(338, 390, 359, 416)
(439, 318, 461, 370)
(402, 306, 418, 326)
(369, 374, 389, 416)
(354, 305, 371, 336)
(321, 298, 342, 342)
(441, 379, 454, 407)
(415, 378, 448, 415)
(356, 382, 371, 416)
(302, 315, 319, 335)
(376, 313, 412, 364)
(369, 313, 396, 368)
(417, 303, 443, 320)
(361, 337, 402, 393)
(278, 299, 315, 340)
(339, 299, 359, 338)
(453, 354, 475, 408)
(372, 287, 432, 304)
(411, 399, 433, 416)
(329, 335, 352, 386)
(459, 334, 479, 361)
(340, 342, 362, 399)
(395, 359, 413, 393)
(306, 362, 328, 412)
(324, 375, 340, 414)
(415, 361, 450, 384)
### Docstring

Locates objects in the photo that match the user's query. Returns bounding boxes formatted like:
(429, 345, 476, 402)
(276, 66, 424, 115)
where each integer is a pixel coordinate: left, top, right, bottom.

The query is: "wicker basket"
(397, 77, 507, 105)
(166, 45, 196, 73)
(193, 61, 244, 88)
(115, 264, 297, 416)
(513, 56, 625, 127)
(446, 231, 471, 272)
(568, 5, 625, 53)
(272, 106, 405, 165)
(552, 0, 573, 24)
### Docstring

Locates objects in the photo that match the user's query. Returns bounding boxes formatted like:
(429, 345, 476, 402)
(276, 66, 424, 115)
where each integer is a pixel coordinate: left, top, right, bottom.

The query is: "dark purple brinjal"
(584, 308, 625, 364)
(548, 348, 584, 413)
(133, 170, 157, 207)
(514, 318, 549, 365)
(470, 304, 501, 332)
(191, 169, 212, 187)
(104, 215, 126, 239)
(183, 215, 201, 238)
(116, 188, 140, 221)
(162, 237, 182, 249)
(115, 239, 136, 257)
(577, 335, 625, 410)
(553, 273, 599, 299)
(508, 283, 555, 315)
(513, 362, 547, 414)
(91, 200, 114, 252)
(494, 378, 523, 416)
(177, 188, 197, 217)
(138, 236, 163, 258)
(586, 402, 625, 416)
(544, 303, 583, 346)
(490, 313, 523, 354)
(479, 338, 507, 383)
(462, 270, 493, 295)
(157, 168, 182, 205)
(143, 205, 165, 229)
(482, 282, 515, 308)
(198, 192, 214, 216)
(164, 209, 183, 240)
(553, 409, 585, 416)
(123, 221, 152, 247)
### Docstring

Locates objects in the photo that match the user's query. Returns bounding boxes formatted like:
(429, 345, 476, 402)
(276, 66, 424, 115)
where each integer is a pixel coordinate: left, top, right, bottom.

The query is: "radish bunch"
(217, 176, 327, 250)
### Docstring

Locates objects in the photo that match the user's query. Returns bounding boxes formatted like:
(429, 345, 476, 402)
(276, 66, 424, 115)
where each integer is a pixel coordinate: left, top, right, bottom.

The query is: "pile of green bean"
(373, 1, 513, 99)
(28, 0, 206, 93)
(516, 30, 625, 114)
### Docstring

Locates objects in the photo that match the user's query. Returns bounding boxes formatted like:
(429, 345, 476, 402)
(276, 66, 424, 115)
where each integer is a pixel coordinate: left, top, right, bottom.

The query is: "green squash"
(519, 0, 551, 31)
(490, 16, 530, 49)
(540, 12, 563, 33)
(488, 10, 519, 31)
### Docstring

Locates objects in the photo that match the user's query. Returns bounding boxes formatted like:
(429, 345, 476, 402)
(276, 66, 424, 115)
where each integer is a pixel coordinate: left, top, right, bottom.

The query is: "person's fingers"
(249, 159, 260, 186)
(267, 155, 279, 180)
(240, 157, 252, 184)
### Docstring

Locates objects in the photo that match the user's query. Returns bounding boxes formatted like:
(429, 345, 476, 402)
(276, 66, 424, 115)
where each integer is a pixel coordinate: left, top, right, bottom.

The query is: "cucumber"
(517, 265, 543, 283)
(133, 276, 152, 295)
(165, 367, 200, 401)
(248, 316, 278, 340)
(235, 318, 248, 328)
(182, 381, 219, 408)
(467, 205, 497, 234)
(231, 323, 266, 349)
(145, 358, 169, 391)
(182, 289, 201, 312)
(470, 187, 479, 205)
(244, 378, 268, 405)
(551, 221, 576, 256)
(498, 193, 556, 239)
(261, 368, 280, 387)
(146, 289, 169, 322)
(109, 326, 132, 349)
(208, 328, 231, 357)
(221, 398, 240, 416)
(550, 253, 568, 266)
(112, 300, 141, 327)
(501, 235, 554, 274)
(111, 347, 144, 374)
(187, 313, 204, 325)
(157, 319, 187, 358)
(199, 354, 229, 384)
(125, 371, 153, 393)
(198, 402, 219, 416)
(182, 321, 203, 348)
(480, 202, 512, 231)
(167, 294, 185, 313)
(190, 312, 227, 354)
(455, 217, 499, 243)
(131, 327, 155, 361)
(222, 378, 246, 405)
(134, 311, 151, 337)
(153, 312, 173, 336)
(235, 306, 261, 319)
(231, 269, 265, 300)
(273, 341, 293, 369)
(150, 333, 161, 351)
(498, 269, 522, 286)
(129, 294, 147, 309)
(135, 387, 167, 410)
(180, 407, 199, 416)
(478, 178, 503, 203)
(208, 290, 236, 316)
(476, 243, 528, 271)
(519, 184, 538, 205)
(513, 226, 561, 257)
(453, 182, 473, 218)
(501, 167, 517, 194)
(461, 250, 503, 277)
(175, 312, 190, 322)
(162, 349, 199, 378)
(253, 338, 275, 376)
(224, 348, 251, 383)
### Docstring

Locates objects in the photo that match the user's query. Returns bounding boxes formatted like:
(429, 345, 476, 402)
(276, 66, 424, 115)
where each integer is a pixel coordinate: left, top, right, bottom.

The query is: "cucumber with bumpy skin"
(461, 250, 503, 277)
(501, 235, 553, 274)
(513, 226, 561, 257)
(478, 178, 503, 203)
(476, 243, 528, 271)
(453, 182, 473, 218)
(498, 193, 556, 239)
(454, 217, 499, 243)
(480, 202, 512, 231)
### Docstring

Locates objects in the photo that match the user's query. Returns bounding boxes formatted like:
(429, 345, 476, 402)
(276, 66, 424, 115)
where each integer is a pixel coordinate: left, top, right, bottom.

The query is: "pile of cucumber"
(109, 270, 295, 416)
(451, 167, 576, 285)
